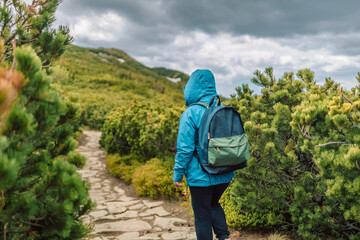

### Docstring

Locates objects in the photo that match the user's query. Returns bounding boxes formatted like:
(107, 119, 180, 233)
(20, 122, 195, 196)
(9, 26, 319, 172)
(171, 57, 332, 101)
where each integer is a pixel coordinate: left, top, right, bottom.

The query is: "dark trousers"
(189, 183, 230, 240)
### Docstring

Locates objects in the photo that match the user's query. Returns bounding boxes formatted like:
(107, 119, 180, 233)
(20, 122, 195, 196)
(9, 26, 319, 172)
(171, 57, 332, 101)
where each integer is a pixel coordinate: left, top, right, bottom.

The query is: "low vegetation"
(51, 45, 187, 129)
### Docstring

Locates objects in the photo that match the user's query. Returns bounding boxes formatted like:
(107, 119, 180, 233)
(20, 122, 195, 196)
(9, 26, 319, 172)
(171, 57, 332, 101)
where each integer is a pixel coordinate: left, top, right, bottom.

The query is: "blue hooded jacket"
(173, 69, 235, 187)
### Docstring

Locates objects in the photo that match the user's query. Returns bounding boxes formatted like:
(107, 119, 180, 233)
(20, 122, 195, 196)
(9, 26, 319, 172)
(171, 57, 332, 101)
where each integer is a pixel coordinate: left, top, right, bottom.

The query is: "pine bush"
(225, 68, 360, 239)
(0, 46, 92, 240)
(0, 0, 72, 67)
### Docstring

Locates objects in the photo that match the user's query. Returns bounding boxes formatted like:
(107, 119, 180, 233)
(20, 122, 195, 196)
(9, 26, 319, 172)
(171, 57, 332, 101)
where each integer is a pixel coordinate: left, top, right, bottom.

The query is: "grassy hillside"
(51, 45, 188, 129)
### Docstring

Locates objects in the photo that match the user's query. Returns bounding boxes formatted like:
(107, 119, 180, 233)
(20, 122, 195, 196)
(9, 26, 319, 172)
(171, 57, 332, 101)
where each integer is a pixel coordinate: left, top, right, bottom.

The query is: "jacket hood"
(184, 69, 217, 106)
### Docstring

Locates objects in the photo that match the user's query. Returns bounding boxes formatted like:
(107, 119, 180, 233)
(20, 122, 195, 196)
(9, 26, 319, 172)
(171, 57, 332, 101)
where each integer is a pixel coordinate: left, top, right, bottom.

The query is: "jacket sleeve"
(173, 109, 196, 182)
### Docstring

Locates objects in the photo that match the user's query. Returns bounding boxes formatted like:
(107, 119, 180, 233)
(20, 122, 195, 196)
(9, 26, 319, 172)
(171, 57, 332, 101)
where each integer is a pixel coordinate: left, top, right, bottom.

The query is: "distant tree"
(0, 0, 72, 67)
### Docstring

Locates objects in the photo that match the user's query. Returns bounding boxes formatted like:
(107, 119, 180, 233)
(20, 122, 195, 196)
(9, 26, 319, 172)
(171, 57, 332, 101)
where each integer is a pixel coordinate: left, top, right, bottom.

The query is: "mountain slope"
(51, 45, 188, 129)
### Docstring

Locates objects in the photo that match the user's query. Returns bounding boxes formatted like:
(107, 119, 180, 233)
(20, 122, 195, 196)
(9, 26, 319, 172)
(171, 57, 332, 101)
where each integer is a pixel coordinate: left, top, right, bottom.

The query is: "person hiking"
(173, 69, 233, 240)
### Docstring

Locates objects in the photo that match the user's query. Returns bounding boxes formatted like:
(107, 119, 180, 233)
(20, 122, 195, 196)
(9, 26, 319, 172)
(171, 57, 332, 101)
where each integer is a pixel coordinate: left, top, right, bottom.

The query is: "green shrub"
(67, 151, 86, 168)
(105, 154, 141, 183)
(101, 102, 184, 160)
(224, 68, 360, 239)
(221, 182, 276, 229)
(288, 78, 360, 239)
(132, 158, 181, 199)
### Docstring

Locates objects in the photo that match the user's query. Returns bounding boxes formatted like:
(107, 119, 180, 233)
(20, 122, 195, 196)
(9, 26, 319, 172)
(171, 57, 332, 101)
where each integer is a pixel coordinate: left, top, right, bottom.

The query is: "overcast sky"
(54, 0, 360, 96)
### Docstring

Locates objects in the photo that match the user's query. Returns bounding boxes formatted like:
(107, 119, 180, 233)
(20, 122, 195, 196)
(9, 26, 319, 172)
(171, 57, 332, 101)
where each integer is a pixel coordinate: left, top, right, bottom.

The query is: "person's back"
(173, 69, 233, 240)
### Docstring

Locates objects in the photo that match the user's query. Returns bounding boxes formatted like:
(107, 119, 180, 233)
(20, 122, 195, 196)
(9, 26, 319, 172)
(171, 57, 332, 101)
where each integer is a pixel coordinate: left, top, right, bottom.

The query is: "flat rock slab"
(139, 206, 170, 217)
(138, 233, 161, 239)
(91, 183, 102, 189)
(95, 215, 117, 221)
(114, 186, 125, 195)
(89, 210, 108, 219)
(154, 216, 189, 231)
(143, 200, 164, 209)
(115, 210, 138, 219)
(95, 219, 152, 233)
(117, 232, 140, 239)
(129, 203, 146, 210)
(118, 195, 137, 202)
(161, 232, 189, 240)
(105, 202, 128, 214)
(106, 200, 141, 208)
(78, 170, 97, 178)
(92, 196, 105, 202)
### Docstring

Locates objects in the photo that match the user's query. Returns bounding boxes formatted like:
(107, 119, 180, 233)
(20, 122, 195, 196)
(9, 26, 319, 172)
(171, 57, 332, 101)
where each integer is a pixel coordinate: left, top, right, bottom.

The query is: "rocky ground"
(76, 130, 271, 240)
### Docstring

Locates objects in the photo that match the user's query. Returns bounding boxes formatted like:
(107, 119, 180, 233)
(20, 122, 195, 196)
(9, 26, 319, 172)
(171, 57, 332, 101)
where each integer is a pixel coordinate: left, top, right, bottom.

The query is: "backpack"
(190, 95, 250, 175)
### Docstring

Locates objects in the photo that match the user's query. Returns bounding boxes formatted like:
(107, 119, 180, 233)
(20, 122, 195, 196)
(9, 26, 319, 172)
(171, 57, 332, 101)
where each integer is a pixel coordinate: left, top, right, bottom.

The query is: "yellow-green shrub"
(105, 154, 141, 183)
(132, 158, 181, 199)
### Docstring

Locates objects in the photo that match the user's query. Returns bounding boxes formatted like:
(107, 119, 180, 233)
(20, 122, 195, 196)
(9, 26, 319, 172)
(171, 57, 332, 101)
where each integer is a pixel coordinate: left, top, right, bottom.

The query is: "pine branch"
(345, 222, 360, 232)
(342, 94, 353, 104)
(11, 39, 16, 70)
(41, 60, 52, 68)
(316, 142, 350, 147)
(0, 190, 4, 213)
(4, 15, 31, 45)
(356, 160, 360, 171)
(19, 36, 37, 44)
(298, 123, 313, 139)
(24, 81, 43, 107)
(0, 0, 10, 38)
(3, 222, 6, 240)
(17, 219, 44, 228)
(342, 94, 359, 113)
(0, 226, 29, 234)
(9, 11, 27, 29)
(7, 176, 41, 193)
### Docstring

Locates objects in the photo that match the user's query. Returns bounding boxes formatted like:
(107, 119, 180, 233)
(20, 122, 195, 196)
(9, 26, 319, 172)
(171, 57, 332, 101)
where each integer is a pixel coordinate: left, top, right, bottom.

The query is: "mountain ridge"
(51, 44, 189, 129)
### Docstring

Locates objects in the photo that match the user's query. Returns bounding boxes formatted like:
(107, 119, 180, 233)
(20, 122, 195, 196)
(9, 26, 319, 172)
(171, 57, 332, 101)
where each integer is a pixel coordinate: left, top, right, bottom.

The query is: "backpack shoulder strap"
(187, 102, 208, 163)
(187, 102, 209, 109)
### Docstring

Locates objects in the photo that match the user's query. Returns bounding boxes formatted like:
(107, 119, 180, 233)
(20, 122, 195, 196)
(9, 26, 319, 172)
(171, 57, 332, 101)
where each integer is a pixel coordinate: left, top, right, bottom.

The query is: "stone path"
(76, 130, 197, 240)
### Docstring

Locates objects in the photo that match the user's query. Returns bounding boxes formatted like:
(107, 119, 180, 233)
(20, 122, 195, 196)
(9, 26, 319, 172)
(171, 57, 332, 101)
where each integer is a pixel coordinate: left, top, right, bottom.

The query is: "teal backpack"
(190, 95, 250, 175)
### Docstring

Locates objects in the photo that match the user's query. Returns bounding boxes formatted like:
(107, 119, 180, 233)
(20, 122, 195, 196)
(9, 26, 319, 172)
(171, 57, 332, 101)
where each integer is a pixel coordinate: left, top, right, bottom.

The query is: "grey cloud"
(277, 33, 360, 57)
(57, 0, 167, 27)
(53, 0, 360, 96)
(188, 0, 359, 36)
(57, 0, 360, 37)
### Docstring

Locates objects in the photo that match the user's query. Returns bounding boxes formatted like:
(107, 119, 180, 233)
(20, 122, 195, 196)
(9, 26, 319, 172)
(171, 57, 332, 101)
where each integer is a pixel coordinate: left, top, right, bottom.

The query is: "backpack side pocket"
(208, 134, 250, 167)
